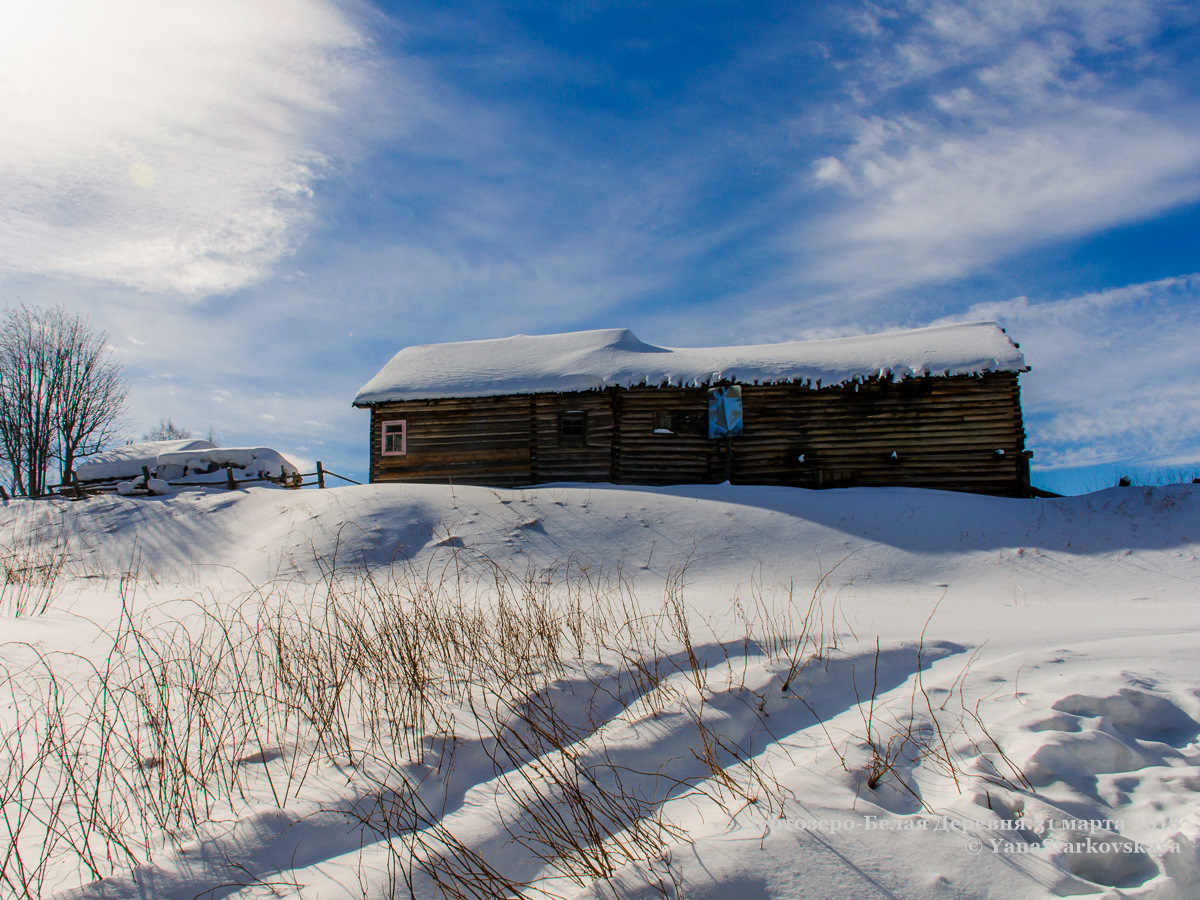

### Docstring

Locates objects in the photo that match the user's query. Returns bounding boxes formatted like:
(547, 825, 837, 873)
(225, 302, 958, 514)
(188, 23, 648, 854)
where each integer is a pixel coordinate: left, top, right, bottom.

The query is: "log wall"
(733, 373, 1027, 494)
(366, 371, 1029, 495)
(370, 395, 532, 487)
(531, 392, 615, 483)
(611, 387, 716, 484)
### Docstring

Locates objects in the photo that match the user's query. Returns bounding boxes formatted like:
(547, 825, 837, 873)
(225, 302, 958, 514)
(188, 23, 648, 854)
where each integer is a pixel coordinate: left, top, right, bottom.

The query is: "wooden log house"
(353, 323, 1032, 495)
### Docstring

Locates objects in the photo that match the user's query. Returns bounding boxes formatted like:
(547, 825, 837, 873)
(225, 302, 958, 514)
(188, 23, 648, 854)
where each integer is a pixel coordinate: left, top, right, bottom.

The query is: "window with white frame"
(381, 419, 407, 455)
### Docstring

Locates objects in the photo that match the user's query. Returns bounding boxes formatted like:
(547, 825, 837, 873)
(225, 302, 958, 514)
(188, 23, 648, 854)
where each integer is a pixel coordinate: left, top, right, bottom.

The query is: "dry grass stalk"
(2, 537, 1019, 900)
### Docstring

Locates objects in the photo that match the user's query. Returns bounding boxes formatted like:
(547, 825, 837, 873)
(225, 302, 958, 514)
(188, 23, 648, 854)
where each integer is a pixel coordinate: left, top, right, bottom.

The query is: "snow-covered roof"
(155, 447, 299, 483)
(353, 322, 1027, 404)
(75, 439, 217, 482)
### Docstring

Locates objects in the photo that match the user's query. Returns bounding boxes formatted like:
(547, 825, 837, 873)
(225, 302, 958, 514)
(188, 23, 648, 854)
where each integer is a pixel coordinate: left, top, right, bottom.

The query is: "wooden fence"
(28, 461, 362, 500)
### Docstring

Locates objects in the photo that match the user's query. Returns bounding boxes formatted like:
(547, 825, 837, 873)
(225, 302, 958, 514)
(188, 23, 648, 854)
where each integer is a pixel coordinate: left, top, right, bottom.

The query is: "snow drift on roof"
(155, 447, 300, 484)
(76, 439, 218, 482)
(353, 322, 1027, 405)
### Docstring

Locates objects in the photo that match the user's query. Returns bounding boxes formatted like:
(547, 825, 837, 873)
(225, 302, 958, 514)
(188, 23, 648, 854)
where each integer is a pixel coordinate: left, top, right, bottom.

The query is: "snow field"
(0, 482, 1197, 898)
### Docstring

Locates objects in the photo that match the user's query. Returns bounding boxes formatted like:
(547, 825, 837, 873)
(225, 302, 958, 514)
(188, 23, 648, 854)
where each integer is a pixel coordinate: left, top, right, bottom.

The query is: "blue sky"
(2, 0, 1198, 494)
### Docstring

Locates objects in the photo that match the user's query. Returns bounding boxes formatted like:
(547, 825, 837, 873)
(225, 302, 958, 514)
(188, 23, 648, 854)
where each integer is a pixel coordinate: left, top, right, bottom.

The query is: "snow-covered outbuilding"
(154, 447, 301, 485)
(74, 441, 301, 490)
(75, 439, 218, 484)
(353, 323, 1032, 495)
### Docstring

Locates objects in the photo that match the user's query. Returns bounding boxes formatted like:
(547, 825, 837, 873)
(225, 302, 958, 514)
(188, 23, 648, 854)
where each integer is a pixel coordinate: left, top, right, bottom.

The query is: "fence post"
(316, 461, 325, 489)
(226, 464, 237, 490)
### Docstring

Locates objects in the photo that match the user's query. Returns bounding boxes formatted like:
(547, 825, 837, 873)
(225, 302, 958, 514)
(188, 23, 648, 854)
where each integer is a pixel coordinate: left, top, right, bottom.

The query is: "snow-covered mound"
(1, 482, 1198, 900)
(155, 446, 300, 484)
(354, 321, 1026, 403)
(74, 442, 299, 491)
(74, 438, 217, 483)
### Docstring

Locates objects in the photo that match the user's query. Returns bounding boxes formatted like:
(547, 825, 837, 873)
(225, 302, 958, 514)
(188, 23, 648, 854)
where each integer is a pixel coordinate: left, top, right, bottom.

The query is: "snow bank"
(75, 442, 298, 488)
(155, 447, 300, 484)
(75, 439, 217, 483)
(353, 322, 1027, 404)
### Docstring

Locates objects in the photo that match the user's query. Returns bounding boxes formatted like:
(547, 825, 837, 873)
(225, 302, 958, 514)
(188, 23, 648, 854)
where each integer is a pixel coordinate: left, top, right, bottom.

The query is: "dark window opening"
(653, 412, 674, 434)
(558, 410, 587, 446)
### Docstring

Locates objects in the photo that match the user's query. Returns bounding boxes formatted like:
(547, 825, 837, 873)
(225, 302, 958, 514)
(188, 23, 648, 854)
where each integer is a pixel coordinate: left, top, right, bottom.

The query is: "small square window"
(653, 412, 674, 434)
(381, 419, 407, 456)
(559, 410, 587, 446)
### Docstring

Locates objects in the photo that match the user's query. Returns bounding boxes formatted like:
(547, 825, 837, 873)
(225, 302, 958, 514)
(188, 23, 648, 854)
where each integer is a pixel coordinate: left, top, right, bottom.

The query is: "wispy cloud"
(795, 0, 1200, 301)
(804, 108, 1200, 292)
(0, 0, 378, 296)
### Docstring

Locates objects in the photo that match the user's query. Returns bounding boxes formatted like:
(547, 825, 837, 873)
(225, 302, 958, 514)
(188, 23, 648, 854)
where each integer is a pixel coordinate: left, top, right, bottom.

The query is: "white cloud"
(898, 0, 1164, 67)
(796, 0, 1200, 298)
(934, 275, 1200, 470)
(804, 107, 1200, 292)
(0, 0, 374, 296)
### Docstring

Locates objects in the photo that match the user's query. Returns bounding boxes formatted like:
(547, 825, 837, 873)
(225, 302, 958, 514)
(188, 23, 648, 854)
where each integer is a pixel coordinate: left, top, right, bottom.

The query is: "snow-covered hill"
(2, 482, 1198, 899)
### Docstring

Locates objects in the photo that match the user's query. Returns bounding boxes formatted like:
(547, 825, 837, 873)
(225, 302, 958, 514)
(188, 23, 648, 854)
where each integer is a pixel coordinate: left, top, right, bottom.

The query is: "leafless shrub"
(0, 543, 64, 618)
(831, 626, 1031, 809)
(474, 684, 686, 890)
(853, 638, 923, 799)
(910, 644, 1033, 795)
(0, 649, 142, 899)
(735, 552, 855, 697)
(0, 516, 69, 617)
(353, 776, 536, 900)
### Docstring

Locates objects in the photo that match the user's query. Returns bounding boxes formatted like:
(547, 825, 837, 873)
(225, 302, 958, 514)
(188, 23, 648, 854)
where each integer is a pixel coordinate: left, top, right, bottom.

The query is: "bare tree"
(0, 305, 128, 496)
(54, 313, 129, 484)
(142, 418, 191, 441)
(0, 307, 59, 496)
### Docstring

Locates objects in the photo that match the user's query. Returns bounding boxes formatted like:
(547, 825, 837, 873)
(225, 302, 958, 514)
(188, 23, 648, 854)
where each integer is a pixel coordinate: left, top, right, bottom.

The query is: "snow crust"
(74, 439, 217, 482)
(353, 322, 1027, 404)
